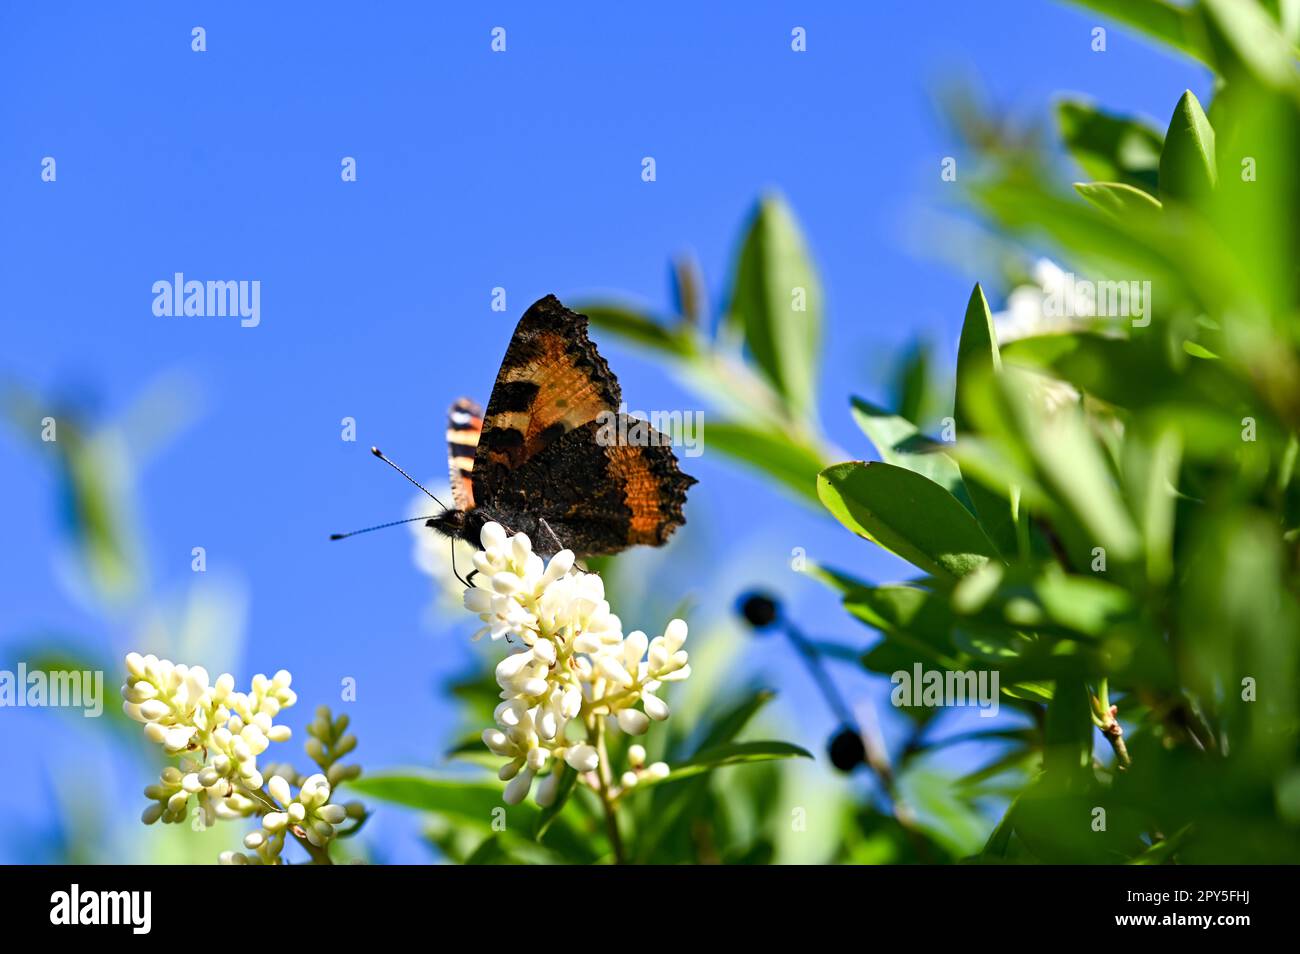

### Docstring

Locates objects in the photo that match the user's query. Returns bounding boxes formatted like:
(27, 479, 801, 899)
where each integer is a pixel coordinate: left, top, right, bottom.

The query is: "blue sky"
(0, 2, 1207, 862)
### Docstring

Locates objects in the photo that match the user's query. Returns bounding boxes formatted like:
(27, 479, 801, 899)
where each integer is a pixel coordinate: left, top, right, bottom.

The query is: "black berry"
(737, 591, 781, 630)
(828, 726, 866, 772)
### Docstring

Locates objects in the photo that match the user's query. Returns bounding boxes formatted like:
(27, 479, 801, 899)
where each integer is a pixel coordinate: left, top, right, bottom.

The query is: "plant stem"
(291, 830, 334, 865)
(1102, 723, 1132, 772)
(1091, 684, 1132, 772)
(251, 784, 334, 864)
(591, 718, 627, 865)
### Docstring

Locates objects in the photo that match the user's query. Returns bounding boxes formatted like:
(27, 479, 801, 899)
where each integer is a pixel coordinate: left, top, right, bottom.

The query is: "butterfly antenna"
(329, 514, 439, 541)
(370, 446, 448, 508)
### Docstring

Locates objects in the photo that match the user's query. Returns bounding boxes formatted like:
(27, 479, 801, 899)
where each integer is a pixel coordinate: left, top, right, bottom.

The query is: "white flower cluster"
(220, 773, 348, 865)
(124, 653, 296, 827)
(463, 523, 688, 805)
(122, 654, 358, 864)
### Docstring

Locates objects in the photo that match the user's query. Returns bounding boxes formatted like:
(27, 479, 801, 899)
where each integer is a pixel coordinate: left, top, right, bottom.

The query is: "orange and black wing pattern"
(474, 295, 622, 476)
(446, 397, 483, 510)
(470, 295, 694, 556)
(489, 416, 695, 556)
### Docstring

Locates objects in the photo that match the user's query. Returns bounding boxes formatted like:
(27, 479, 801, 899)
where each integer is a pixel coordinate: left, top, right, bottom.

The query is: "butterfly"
(428, 294, 695, 559)
(336, 295, 695, 571)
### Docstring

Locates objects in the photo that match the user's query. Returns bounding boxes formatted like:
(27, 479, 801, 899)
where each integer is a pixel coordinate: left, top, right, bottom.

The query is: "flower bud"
(137, 699, 170, 722)
(616, 709, 650, 735)
(565, 744, 599, 773)
(480, 522, 507, 552)
(534, 771, 561, 807)
(642, 693, 670, 721)
(503, 769, 535, 806)
(318, 804, 347, 824)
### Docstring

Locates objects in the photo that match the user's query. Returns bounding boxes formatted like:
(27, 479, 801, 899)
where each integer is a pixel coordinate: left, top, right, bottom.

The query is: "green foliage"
(1064, 0, 1215, 61)
(1159, 90, 1217, 201)
(577, 0, 1300, 865)
(818, 462, 999, 580)
(811, 0, 1300, 863)
(726, 195, 823, 420)
(1057, 99, 1164, 192)
(355, 677, 814, 864)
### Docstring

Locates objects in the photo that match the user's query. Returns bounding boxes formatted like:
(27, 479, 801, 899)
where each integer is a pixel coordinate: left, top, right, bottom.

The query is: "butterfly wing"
(473, 295, 622, 507)
(490, 416, 696, 556)
(446, 397, 484, 510)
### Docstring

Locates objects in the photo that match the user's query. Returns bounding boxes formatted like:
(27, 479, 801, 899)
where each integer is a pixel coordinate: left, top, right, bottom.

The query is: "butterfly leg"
(466, 569, 479, 588)
(449, 539, 473, 589)
(539, 518, 565, 555)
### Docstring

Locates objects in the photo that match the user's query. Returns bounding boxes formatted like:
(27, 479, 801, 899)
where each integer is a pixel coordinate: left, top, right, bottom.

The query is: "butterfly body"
(428, 295, 695, 558)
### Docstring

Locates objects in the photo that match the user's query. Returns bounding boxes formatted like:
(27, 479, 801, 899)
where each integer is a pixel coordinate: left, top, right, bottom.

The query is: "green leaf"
(951, 626, 1036, 664)
(954, 284, 1003, 431)
(1159, 90, 1217, 203)
(802, 560, 876, 595)
(1121, 424, 1183, 585)
(1074, 181, 1163, 218)
(1001, 681, 1054, 704)
(465, 835, 512, 865)
(980, 796, 1020, 860)
(1001, 333, 1179, 410)
(692, 689, 777, 753)
(1057, 99, 1164, 192)
(1264, 0, 1300, 44)
(849, 397, 972, 511)
(351, 771, 602, 863)
(953, 284, 1020, 558)
(1063, 0, 1212, 62)
(890, 340, 936, 426)
(841, 585, 964, 670)
(670, 253, 706, 326)
(1201, 0, 1300, 89)
(1043, 678, 1094, 782)
(726, 194, 822, 418)
(704, 421, 827, 506)
(819, 461, 1002, 581)
(349, 772, 547, 833)
(990, 366, 1142, 564)
(897, 763, 992, 858)
(1128, 824, 1193, 864)
(1032, 567, 1134, 637)
(969, 175, 1227, 319)
(580, 302, 692, 355)
(639, 740, 813, 790)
